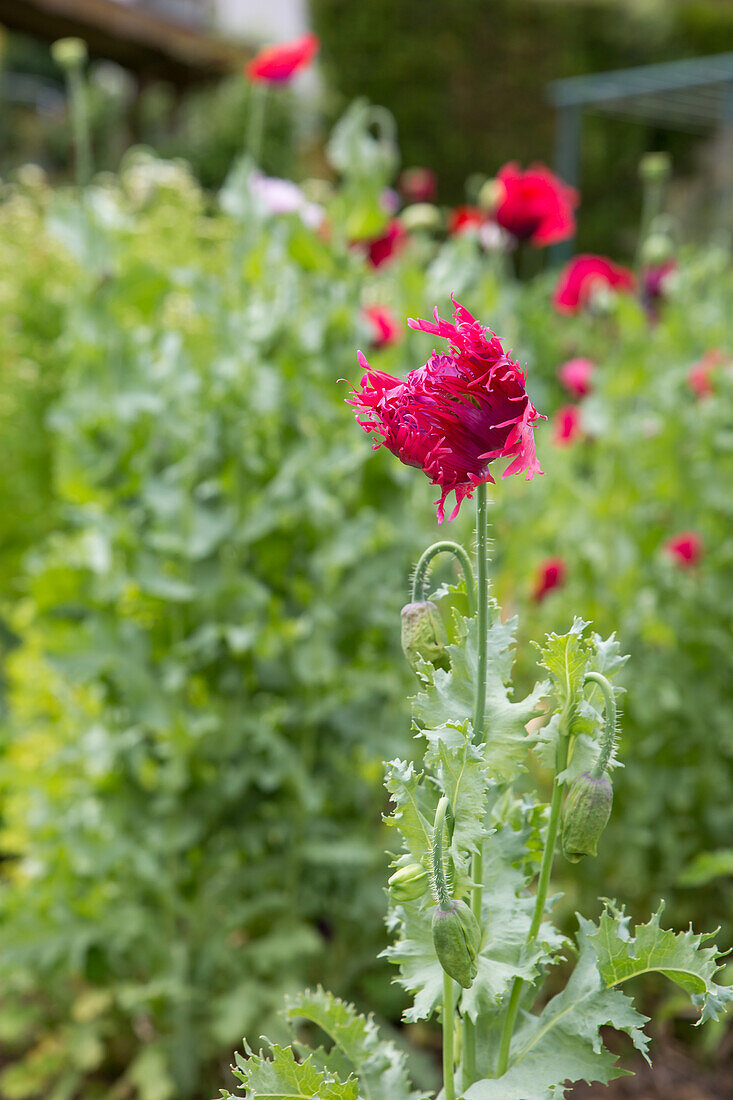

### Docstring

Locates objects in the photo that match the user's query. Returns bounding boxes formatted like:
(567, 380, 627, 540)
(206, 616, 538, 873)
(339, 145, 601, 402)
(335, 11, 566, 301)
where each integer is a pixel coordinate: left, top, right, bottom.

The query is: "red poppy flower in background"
(554, 254, 636, 314)
(448, 206, 486, 235)
(664, 532, 703, 568)
(558, 357, 595, 397)
(348, 298, 544, 522)
(363, 305, 401, 349)
(553, 404, 582, 447)
(246, 33, 319, 84)
(688, 349, 728, 398)
(399, 167, 437, 204)
(495, 162, 578, 247)
(364, 220, 407, 268)
(532, 557, 567, 601)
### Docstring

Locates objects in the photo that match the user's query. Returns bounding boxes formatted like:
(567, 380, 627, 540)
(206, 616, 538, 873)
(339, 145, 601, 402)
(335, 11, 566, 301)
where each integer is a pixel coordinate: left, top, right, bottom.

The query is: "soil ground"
(569, 1035, 733, 1099)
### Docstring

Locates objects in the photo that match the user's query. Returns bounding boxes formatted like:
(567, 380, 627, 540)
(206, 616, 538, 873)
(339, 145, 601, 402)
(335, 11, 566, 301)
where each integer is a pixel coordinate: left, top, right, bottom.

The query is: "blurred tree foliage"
(313, 0, 733, 253)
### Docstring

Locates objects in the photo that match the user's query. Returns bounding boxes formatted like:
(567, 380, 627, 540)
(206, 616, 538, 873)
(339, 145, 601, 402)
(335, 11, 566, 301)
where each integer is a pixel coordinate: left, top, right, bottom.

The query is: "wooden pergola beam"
(0, 0, 248, 84)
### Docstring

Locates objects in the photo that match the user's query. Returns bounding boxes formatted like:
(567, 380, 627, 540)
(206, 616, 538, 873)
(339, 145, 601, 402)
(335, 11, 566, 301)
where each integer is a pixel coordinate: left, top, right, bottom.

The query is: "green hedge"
(313, 0, 733, 253)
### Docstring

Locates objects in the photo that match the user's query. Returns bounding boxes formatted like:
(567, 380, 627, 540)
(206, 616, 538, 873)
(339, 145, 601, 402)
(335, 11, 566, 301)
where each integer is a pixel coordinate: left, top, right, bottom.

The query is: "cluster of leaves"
(0, 145, 437, 1098)
(488, 251, 733, 934)
(222, 591, 732, 1098)
(0, 94, 731, 1099)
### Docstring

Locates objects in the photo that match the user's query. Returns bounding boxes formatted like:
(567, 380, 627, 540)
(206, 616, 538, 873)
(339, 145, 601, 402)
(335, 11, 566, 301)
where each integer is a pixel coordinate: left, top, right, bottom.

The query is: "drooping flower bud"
(561, 771, 613, 862)
(401, 601, 449, 673)
(51, 37, 88, 70)
(432, 899, 481, 988)
(388, 862, 430, 902)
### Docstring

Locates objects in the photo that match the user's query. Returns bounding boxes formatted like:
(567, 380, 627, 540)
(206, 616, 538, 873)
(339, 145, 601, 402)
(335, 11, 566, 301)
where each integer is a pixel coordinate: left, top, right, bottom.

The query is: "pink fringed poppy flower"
(448, 206, 486, 235)
(495, 162, 578, 247)
(246, 33, 319, 84)
(363, 305, 401, 349)
(553, 404, 582, 446)
(554, 254, 636, 314)
(363, 220, 407, 268)
(348, 299, 544, 523)
(399, 167, 437, 204)
(664, 531, 703, 568)
(558, 357, 595, 397)
(532, 557, 567, 601)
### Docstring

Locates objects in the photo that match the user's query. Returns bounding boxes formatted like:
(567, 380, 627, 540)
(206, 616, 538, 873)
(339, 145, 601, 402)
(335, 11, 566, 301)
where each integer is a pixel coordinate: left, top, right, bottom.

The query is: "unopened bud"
(52, 37, 88, 70)
(562, 771, 613, 862)
(478, 178, 505, 212)
(401, 601, 449, 673)
(639, 152, 671, 184)
(399, 203, 442, 233)
(388, 862, 430, 902)
(432, 899, 481, 988)
(640, 233, 674, 267)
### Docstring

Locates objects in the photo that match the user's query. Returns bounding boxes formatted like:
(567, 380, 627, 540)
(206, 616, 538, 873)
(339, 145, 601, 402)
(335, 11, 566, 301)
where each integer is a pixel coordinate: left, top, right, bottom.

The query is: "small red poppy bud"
(401, 601, 449, 673)
(561, 771, 613, 862)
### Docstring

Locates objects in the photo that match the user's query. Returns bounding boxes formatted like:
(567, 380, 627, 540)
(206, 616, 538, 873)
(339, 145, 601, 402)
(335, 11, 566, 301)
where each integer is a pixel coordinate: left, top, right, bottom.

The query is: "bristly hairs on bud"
(584, 671, 619, 778)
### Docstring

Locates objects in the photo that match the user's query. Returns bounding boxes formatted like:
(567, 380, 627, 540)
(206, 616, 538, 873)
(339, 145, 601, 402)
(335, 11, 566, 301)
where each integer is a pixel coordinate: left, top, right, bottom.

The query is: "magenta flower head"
(348, 299, 544, 522)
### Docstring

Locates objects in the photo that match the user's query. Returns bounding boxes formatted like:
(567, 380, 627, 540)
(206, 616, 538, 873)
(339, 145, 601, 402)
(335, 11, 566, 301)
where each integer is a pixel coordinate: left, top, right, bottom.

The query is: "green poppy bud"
(388, 863, 430, 903)
(51, 37, 88, 70)
(399, 203, 442, 233)
(431, 899, 481, 989)
(401, 601, 449, 673)
(561, 771, 613, 863)
(639, 152, 671, 184)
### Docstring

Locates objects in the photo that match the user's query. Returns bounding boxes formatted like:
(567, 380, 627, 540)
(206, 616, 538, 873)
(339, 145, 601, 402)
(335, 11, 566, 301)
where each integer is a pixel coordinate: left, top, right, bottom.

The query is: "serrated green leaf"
(589, 902, 733, 1024)
(425, 731, 491, 877)
(466, 918, 648, 1099)
(384, 759, 435, 865)
(222, 1042, 358, 1100)
(415, 603, 547, 783)
(285, 987, 420, 1100)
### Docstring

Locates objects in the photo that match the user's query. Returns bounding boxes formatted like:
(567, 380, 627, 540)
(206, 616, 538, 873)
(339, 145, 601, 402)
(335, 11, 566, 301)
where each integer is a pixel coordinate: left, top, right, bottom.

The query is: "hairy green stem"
(463, 482, 490, 1087)
(432, 796, 452, 910)
(443, 971, 456, 1100)
(412, 540, 476, 613)
(585, 672, 616, 778)
(496, 722, 571, 1076)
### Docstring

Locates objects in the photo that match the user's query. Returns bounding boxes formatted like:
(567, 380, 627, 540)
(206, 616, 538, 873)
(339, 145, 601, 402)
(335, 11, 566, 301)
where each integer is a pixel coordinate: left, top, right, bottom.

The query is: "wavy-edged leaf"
(222, 1041, 358, 1099)
(466, 918, 648, 1100)
(590, 901, 733, 1024)
(285, 987, 421, 1100)
(384, 759, 435, 865)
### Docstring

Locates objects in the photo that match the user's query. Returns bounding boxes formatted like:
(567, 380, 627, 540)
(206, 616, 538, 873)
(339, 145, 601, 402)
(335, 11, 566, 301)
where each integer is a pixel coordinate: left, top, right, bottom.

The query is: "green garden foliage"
(0, 97, 730, 1097)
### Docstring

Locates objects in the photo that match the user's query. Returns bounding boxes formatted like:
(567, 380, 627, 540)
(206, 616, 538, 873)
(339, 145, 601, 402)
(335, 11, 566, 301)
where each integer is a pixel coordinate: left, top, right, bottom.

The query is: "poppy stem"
(585, 672, 616, 778)
(496, 711, 572, 1077)
(412, 541, 476, 613)
(443, 970, 457, 1100)
(463, 481, 489, 1088)
(246, 82, 268, 164)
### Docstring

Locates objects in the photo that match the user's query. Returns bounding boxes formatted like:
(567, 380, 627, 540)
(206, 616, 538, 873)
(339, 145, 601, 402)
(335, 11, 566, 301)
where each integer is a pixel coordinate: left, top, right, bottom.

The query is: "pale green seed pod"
(388, 863, 430, 903)
(639, 152, 671, 184)
(400, 601, 449, 673)
(52, 37, 88, 69)
(399, 203, 442, 233)
(431, 899, 481, 989)
(562, 771, 613, 863)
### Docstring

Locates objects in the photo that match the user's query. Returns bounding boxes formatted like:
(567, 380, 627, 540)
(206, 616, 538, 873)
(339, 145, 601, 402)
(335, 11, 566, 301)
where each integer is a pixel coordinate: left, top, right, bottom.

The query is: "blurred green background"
(0, 2, 731, 1098)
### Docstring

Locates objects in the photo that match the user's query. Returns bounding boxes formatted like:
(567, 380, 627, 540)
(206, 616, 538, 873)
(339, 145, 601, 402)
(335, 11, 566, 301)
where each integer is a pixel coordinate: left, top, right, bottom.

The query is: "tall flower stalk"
(222, 300, 733, 1100)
